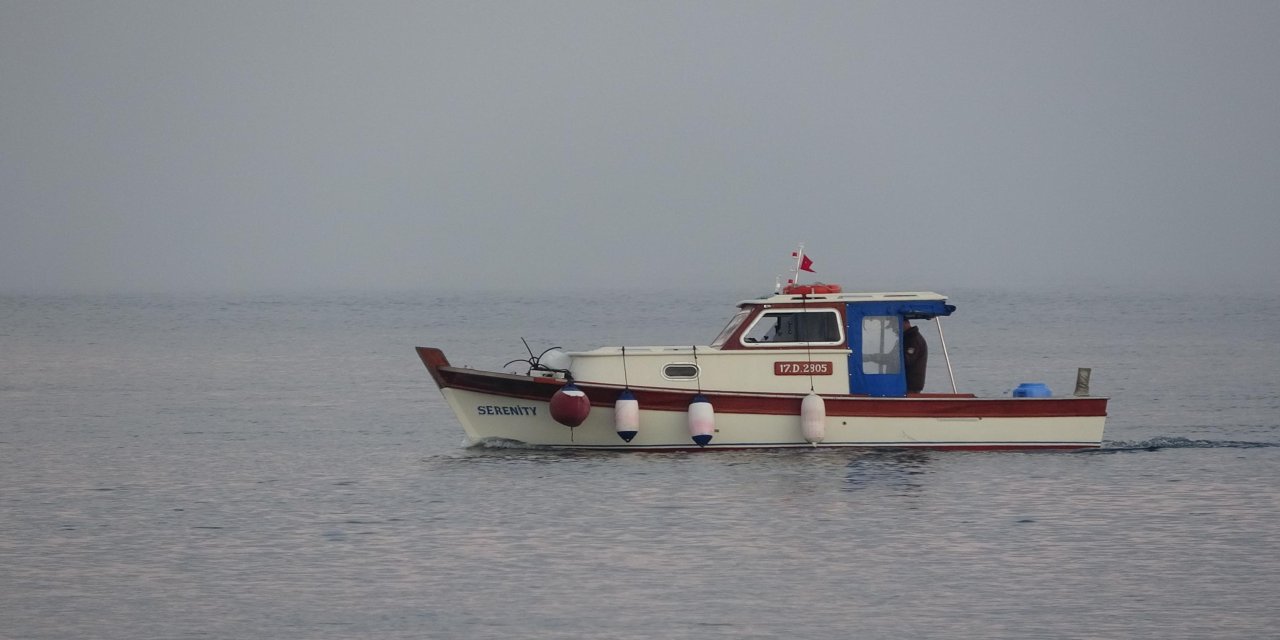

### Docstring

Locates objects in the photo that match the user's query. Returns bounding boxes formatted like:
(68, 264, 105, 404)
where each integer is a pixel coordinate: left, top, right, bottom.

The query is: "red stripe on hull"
(515, 443, 1101, 452)
(418, 353, 1108, 420)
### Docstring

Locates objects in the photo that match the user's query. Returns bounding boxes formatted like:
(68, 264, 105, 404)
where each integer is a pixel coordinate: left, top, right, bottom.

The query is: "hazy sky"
(2, 1, 1277, 294)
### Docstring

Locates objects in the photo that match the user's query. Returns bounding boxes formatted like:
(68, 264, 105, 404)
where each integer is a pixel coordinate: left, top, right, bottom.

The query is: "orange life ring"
(783, 283, 842, 295)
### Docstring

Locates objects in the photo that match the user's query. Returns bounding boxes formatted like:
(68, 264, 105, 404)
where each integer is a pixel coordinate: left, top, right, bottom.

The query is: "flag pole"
(791, 242, 805, 286)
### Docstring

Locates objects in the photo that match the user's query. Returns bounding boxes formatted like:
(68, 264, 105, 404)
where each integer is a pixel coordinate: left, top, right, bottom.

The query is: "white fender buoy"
(615, 389, 639, 442)
(688, 394, 715, 447)
(549, 382, 591, 427)
(801, 392, 826, 444)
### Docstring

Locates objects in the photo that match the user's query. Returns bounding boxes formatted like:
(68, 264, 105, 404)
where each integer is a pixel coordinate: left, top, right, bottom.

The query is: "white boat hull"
(442, 387, 1105, 450)
(418, 348, 1108, 451)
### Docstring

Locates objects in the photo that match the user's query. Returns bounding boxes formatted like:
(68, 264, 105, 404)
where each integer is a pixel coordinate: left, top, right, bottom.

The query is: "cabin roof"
(740, 291, 949, 306)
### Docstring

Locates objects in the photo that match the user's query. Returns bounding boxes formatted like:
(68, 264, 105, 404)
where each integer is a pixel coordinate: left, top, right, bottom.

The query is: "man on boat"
(903, 319, 927, 393)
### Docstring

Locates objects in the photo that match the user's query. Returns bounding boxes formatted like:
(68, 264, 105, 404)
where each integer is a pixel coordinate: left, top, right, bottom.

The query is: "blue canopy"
(847, 299, 955, 319)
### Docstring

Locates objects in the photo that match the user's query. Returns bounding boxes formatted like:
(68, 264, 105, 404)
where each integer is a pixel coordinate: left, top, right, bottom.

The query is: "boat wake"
(1098, 436, 1279, 452)
(471, 437, 544, 450)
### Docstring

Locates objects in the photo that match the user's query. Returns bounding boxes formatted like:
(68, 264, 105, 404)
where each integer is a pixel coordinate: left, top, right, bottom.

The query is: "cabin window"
(741, 309, 843, 346)
(711, 310, 751, 348)
(663, 363, 699, 379)
(861, 316, 901, 374)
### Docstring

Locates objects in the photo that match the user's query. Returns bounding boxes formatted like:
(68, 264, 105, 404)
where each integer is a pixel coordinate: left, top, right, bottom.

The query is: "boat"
(415, 250, 1107, 451)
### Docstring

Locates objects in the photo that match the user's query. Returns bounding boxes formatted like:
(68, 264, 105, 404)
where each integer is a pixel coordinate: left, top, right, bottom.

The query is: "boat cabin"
(710, 287, 955, 397)
(567, 285, 957, 398)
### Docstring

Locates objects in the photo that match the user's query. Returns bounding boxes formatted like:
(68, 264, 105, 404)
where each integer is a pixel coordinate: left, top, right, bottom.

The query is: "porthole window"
(663, 363, 699, 379)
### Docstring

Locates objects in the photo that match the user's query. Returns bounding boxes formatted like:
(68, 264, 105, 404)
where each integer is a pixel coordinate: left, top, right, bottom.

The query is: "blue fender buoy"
(688, 394, 715, 447)
(615, 389, 639, 442)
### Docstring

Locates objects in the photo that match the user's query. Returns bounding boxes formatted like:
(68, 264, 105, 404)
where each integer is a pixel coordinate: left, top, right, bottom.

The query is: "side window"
(663, 363, 699, 379)
(742, 310, 842, 345)
(862, 316, 901, 374)
(798, 312, 841, 342)
(743, 313, 784, 343)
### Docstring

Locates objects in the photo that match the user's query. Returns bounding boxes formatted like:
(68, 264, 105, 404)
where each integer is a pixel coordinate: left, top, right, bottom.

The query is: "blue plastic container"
(1012, 382, 1052, 398)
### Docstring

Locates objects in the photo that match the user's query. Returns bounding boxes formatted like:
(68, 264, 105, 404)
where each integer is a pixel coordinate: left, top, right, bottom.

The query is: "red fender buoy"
(550, 382, 591, 427)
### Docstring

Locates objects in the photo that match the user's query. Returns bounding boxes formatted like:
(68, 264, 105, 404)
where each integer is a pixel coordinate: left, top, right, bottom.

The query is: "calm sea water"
(2, 288, 1278, 639)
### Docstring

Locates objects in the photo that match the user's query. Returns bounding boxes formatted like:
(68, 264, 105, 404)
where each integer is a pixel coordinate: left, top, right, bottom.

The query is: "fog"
(3, 1, 1277, 294)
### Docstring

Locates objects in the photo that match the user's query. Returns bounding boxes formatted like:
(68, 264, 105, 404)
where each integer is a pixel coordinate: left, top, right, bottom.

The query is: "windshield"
(710, 310, 750, 348)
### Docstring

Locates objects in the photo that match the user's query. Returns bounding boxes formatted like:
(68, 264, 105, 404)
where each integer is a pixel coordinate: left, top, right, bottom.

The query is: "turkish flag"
(799, 254, 815, 272)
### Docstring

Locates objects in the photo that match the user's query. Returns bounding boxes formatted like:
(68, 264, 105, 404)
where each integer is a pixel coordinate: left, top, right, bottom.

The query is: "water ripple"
(1100, 436, 1279, 451)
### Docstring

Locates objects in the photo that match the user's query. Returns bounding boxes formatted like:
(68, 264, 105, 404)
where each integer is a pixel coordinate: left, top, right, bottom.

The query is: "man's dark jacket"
(904, 326, 927, 393)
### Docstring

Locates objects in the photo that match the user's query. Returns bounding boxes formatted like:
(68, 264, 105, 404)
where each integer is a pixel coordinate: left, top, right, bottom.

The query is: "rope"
(802, 294, 815, 392)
